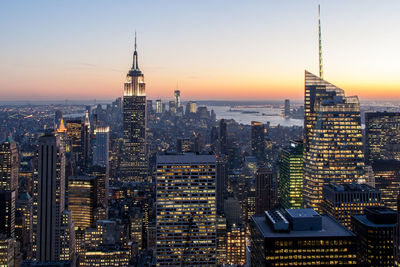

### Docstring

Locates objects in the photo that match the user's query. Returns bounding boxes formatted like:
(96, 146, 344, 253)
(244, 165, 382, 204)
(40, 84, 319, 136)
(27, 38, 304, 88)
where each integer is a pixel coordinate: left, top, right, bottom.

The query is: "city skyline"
(1, 1, 400, 101)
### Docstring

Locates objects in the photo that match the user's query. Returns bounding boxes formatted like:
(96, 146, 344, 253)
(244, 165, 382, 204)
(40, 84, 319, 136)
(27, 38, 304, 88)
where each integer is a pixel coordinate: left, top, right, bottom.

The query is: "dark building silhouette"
(255, 168, 276, 215)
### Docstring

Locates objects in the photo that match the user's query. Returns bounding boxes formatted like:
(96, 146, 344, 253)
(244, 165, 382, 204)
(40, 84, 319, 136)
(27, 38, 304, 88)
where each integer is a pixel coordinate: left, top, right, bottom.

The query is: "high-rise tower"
(303, 7, 365, 211)
(303, 71, 364, 211)
(120, 33, 148, 183)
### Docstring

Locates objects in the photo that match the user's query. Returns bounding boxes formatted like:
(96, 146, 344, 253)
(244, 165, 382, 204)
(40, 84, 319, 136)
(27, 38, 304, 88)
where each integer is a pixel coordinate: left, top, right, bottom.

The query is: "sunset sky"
(1, 0, 400, 101)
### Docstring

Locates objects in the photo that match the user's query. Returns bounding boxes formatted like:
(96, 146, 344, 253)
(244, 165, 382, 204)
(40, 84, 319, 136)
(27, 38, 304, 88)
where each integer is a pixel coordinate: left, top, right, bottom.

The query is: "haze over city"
(1, 0, 400, 100)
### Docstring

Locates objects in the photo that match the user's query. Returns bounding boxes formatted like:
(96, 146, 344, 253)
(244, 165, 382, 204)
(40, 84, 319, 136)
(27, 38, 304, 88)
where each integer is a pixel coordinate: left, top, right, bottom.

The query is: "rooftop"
(157, 152, 216, 164)
(252, 213, 354, 238)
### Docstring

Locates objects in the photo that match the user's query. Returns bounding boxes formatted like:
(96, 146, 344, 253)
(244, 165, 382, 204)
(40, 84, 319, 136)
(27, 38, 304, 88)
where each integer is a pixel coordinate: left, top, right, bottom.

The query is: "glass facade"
(303, 71, 364, 211)
(279, 140, 303, 209)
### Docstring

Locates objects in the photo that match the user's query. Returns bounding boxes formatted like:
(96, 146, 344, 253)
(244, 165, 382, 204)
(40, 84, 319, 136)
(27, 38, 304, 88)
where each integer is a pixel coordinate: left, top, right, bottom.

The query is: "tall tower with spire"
(302, 6, 364, 211)
(120, 33, 148, 182)
(318, 5, 323, 78)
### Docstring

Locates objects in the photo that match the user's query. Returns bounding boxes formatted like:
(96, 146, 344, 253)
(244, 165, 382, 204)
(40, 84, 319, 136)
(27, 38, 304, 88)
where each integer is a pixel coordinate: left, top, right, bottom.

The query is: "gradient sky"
(1, 0, 400, 101)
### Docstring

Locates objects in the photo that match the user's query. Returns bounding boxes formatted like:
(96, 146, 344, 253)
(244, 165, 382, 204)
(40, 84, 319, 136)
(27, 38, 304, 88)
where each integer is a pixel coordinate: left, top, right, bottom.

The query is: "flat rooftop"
(352, 215, 396, 228)
(286, 208, 319, 218)
(157, 152, 216, 164)
(252, 215, 354, 238)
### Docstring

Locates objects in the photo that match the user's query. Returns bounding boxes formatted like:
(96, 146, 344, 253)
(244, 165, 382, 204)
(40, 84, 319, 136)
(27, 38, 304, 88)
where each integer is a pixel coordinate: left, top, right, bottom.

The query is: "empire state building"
(120, 35, 148, 182)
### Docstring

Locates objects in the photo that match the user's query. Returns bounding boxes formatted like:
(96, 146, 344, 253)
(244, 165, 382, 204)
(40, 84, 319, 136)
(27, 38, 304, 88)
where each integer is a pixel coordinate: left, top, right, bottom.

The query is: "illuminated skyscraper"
(156, 152, 217, 266)
(120, 34, 148, 183)
(303, 71, 364, 211)
(279, 140, 303, 209)
(65, 119, 83, 163)
(0, 136, 18, 192)
(365, 112, 400, 163)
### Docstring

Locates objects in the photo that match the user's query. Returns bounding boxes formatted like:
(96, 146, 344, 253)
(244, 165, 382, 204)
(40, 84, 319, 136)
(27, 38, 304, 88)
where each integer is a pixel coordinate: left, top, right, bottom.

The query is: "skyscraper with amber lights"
(303, 71, 364, 211)
(120, 35, 148, 183)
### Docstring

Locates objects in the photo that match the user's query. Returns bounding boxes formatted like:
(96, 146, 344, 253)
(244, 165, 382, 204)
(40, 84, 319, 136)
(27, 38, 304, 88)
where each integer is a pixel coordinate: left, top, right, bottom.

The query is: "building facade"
(321, 183, 382, 230)
(303, 71, 364, 211)
(365, 112, 400, 163)
(279, 140, 303, 209)
(156, 152, 217, 266)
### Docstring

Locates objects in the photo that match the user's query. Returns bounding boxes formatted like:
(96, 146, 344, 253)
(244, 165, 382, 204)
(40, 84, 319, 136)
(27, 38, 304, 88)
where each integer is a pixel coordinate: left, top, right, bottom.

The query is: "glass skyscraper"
(303, 71, 364, 211)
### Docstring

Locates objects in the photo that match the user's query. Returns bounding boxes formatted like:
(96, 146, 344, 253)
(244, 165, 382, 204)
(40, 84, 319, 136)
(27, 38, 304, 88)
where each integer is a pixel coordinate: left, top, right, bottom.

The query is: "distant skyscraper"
(395, 195, 400, 266)
(156, 152, 217, 265)
(168, 100, 176, 114)
(34, 132, 73, 261)
(219, 119, 227, 155)
(303, 71, 364, 211)
(120, 34, 148, 183)
(155, 99, 162, 114)
(65, 119, 84, 163)
(185, 101, 197, 114)
(93, 126, 109, 168)
(321, 183, 382, 230)
(255, 168, 276, 215)
(352, 207, 396, 266)
(251, 121, 265, 163)
(174, 89, 181, 108)
(284, 99, 290, 118)
(279, 140, 303, 209)
(365, 112, 400, 163)
(55, 110, 63, 128)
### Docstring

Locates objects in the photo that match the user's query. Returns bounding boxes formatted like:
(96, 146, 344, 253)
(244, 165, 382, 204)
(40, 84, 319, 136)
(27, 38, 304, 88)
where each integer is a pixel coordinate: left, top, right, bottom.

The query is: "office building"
(365, 112, 400, 163)
(93, 126, 109, 168)
(185, 101, 197, 114)
(0, 136, 18, 192)
(174, 89, 181, 108)
(352, 207, 396, 266)
(394, 194, 400, 266)
(372, 160, 400, 210)
(176, 137, 192, 153)
(65, 119, 83, 162)
(0, 191, 15, 237)
(250, 209, 357, 266)
(226, 223, 246, 266)
(68, 176, 96, 229)
(279, 140, 303, 209)
(255, 168, 276, 214)
(0, 236, 16, 267)
(81, 249, 130, 266)
(303, 71, 364, 211)
(251, 121, 265, 163)
(321, 183, 382, 230)
(219, 119, 227, 155)
(155, 99, 162, 114)
(156, 152, 217, 266)
(120, 35, 148, 183)
(34, 132, 73, 262)
(284, 99, 290, 118)
(216, 155, 226, 215)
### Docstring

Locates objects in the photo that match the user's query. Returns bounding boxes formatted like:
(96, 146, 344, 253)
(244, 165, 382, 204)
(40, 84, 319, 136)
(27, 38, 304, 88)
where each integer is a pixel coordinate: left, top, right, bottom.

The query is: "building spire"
(318, 5, 323, 78)
(132, 31, 139, 70)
